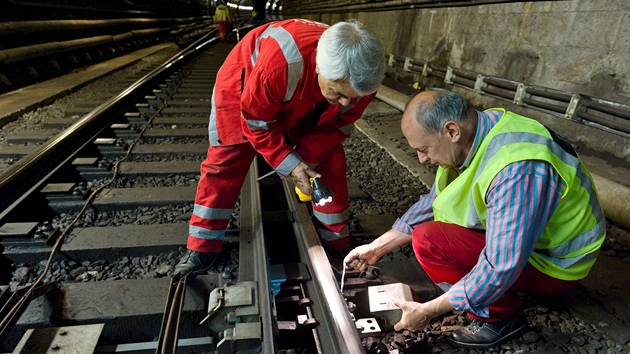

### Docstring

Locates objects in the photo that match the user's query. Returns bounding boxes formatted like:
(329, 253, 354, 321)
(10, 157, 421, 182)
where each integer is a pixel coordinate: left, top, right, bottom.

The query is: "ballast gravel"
(5, 55, 629, 353)
(10, 129, 630, 353)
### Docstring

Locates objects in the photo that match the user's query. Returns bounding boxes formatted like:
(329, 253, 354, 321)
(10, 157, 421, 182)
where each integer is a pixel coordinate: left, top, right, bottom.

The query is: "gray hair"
(414, 88, 470, 135)
(316, 20, 385, 96)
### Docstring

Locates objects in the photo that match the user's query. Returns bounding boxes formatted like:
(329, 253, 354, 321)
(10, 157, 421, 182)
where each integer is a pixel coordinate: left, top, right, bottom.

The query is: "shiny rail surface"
(283, 180, 365, 354)
(238, 161, 276, 353)
(1, 19, 364, 353)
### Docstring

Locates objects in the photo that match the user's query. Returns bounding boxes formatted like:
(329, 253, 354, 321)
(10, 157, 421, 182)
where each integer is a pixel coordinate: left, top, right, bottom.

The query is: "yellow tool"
(295, 177, 333, 206)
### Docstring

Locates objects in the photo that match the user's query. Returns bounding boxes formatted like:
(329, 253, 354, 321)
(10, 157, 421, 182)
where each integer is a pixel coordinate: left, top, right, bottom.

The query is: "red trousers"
(218, 21, 230, 41)
(412, 221, 579, 321)
(188, 143, 350, 252)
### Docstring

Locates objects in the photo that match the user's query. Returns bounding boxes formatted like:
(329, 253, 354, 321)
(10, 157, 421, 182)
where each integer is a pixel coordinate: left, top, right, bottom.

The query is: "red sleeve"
(240, 61, 296, 170)
(294, 93, 376, 164)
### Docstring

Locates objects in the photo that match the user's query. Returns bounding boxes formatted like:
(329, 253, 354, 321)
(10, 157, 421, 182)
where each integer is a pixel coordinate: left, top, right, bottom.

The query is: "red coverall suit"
(188, 19, 377, 253)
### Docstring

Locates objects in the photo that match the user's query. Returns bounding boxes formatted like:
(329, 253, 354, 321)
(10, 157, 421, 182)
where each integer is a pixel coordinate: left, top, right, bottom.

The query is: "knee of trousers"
(411, 221, 447, 263)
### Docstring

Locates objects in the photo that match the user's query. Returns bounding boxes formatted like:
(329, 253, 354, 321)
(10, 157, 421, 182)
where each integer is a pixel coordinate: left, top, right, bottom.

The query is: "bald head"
(401, 90, 440, 135)
(403, 88, 473, 135)
(401, 89, 477, 168)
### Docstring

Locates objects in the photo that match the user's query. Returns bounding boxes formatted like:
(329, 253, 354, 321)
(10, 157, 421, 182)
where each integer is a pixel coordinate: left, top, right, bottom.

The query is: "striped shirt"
(392, 110, 566, 317)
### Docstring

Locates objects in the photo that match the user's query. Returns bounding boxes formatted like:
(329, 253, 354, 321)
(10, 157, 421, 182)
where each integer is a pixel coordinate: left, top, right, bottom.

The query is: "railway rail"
(0, 22, 629, 354)
(0, 24, 430, 353)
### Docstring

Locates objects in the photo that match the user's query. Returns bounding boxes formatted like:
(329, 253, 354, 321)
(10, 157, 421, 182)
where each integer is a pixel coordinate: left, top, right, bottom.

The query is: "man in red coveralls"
(174, 19, 385, 274)
(214, 1, 232, 42)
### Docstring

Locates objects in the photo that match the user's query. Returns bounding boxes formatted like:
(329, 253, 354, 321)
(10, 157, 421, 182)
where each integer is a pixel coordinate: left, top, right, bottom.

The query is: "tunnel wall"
(296, 1, 630, 162)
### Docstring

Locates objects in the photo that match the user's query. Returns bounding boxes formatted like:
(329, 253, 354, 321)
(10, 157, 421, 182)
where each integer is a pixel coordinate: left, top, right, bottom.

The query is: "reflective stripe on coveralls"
(314, 209, 350, 241)
(192, 20, 367, 252)
(251, 25, 303, 103)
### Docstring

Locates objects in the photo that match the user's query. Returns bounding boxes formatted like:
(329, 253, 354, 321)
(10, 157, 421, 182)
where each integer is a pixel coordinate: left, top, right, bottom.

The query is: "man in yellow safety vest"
(214, 1, 232, 42)
(345, 88, 606, 349)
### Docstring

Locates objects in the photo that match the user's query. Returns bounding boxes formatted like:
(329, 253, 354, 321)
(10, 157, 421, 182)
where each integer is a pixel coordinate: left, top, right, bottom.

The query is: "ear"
(443, 121, 461, 143)
(315, 65, 320, 75)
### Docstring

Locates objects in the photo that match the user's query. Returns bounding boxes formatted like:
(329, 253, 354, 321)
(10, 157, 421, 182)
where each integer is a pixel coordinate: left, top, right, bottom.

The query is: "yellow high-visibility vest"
(432, 109, 606, 280)
(215, 4, 231, 22)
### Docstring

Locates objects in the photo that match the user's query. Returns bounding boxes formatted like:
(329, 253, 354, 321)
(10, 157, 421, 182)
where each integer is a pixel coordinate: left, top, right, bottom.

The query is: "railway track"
(1, 25, 629, 354)
(0, 26, 434, 353)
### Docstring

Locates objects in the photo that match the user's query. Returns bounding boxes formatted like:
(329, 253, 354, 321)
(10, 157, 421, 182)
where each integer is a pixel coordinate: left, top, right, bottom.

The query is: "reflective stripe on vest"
(215, 5, 229, 22)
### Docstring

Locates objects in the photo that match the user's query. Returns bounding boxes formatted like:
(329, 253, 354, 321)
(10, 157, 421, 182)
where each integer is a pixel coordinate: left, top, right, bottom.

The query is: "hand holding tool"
(295, 177, 333, 206)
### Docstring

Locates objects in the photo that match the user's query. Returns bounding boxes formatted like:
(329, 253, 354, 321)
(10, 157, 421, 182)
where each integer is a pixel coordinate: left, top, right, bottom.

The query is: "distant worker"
(345, 88, 606, 349)
(173, 19, 385, 275)
(214, 1, 232, 42)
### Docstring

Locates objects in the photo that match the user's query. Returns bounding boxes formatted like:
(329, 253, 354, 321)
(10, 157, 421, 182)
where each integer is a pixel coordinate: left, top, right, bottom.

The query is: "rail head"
(282, 180, 365, 354)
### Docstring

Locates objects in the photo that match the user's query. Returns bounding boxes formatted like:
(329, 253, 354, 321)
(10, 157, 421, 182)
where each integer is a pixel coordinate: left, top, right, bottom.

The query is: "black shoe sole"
(448, 324, 529, 349)
(173, 264, 213, 277)
(173, 253, 219, 277)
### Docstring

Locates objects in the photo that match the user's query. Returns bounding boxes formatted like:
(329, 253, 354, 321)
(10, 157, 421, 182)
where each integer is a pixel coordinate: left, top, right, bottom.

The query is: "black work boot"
(173, 250, 218, 275)
(449, 309, 529, 349)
